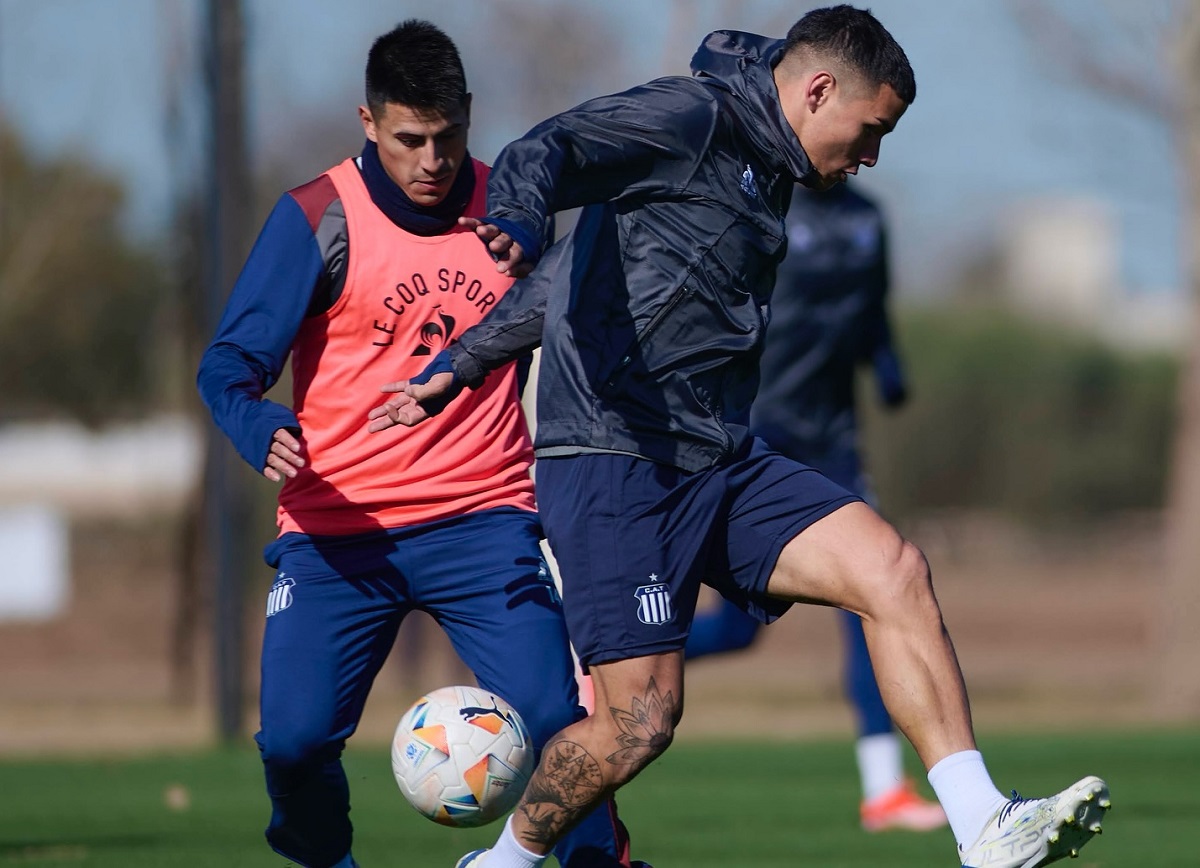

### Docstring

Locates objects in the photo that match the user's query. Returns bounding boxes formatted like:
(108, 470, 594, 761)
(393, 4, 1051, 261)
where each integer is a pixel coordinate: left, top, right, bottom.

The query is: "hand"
(458, 216, 533, 278)
(368, 371, 458, 431)
(263, 428, 304, 482)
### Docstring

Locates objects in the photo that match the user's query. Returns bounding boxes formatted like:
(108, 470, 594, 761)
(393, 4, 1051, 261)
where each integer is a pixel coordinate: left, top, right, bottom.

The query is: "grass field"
(0, 728, 1194, 867)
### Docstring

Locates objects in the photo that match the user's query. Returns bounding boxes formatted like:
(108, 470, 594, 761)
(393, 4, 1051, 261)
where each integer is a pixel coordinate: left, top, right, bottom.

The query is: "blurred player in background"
(374, 7, 1110, 868)
(684, 181, 947, 833)
(197, 20, 643, 868)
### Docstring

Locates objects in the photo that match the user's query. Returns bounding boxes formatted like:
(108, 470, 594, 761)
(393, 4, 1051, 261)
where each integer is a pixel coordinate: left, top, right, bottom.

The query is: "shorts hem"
(577, 638, 687, 669)
(751, 494, 863, 622)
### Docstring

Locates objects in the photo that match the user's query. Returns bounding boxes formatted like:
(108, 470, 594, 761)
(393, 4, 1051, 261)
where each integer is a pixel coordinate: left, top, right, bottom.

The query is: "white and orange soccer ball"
(391, 685, 534, 827)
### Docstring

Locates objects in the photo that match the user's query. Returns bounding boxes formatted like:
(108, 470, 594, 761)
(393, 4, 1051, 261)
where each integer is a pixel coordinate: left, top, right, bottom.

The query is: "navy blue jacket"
(447, 31, 817, 471)
(751, 184, 907, 489)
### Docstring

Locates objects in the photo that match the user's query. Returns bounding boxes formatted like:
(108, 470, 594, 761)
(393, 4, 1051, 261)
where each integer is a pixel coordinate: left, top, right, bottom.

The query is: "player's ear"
(806, 70, 835, 113)
(462, 93, 473, 125)
(359, 105, 378, 141)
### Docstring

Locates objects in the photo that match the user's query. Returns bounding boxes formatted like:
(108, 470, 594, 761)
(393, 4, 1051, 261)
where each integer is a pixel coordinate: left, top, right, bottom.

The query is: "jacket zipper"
(602, 283, 694, 392)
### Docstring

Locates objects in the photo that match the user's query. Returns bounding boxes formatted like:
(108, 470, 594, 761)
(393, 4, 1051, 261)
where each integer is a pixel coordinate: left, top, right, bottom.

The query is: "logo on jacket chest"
(739, 164, 758, 199)
(371, 267, 499, 351)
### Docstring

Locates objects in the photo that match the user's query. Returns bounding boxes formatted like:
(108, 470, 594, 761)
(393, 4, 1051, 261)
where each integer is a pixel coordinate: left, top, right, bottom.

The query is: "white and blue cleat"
(960, 775, 1110, 868)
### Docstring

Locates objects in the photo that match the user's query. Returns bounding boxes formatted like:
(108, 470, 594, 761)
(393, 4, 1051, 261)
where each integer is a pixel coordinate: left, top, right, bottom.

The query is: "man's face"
(359, 97, 471, 206)
(790, 77, 907, 191)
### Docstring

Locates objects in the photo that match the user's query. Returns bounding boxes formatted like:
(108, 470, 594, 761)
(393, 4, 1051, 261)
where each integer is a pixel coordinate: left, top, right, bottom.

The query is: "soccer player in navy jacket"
(374, 8, 1110, 867)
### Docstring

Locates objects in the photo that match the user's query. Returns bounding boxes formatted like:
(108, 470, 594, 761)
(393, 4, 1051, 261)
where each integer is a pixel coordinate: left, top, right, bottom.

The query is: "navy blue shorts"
(536, 437, 861, 667)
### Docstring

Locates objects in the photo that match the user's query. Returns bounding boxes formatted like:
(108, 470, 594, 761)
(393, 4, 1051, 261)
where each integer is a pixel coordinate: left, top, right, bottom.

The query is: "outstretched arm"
(367, 237, 556, 430)
(472, 77, 717, 273)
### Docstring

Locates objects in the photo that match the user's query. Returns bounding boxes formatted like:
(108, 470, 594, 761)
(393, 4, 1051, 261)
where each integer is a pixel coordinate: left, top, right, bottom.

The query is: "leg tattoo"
(519, 740, 603, 846)
(606, 676, 677, 765)
(515, 677, 678, 850)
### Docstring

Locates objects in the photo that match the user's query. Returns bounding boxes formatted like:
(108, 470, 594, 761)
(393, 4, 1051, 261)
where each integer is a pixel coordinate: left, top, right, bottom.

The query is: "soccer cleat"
(959, 776, 1110, 868)
(860, 779, 949, 832)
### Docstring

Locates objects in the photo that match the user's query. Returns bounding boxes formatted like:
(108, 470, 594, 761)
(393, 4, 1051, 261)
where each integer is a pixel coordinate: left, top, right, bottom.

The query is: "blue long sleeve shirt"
(197, 193, 326, 471)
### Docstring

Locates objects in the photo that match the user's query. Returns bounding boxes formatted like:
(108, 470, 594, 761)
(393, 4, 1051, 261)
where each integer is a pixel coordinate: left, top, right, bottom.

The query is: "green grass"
(0, 728, 1194, 867)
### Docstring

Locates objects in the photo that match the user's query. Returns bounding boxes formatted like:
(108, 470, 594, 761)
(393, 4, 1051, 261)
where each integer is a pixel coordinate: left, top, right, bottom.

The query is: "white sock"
(486, 815, 548, 868)
(927, 750, 1008, 850)
(856, 732, 905, 801)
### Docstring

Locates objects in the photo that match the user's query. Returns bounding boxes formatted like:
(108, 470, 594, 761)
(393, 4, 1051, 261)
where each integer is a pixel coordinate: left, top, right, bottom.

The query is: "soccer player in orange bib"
(198, 20, 645, 868)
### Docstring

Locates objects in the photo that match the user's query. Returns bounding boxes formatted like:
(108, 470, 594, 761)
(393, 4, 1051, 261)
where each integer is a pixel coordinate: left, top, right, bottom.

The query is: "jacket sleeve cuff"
(448, 342, 488, 389)
(480, 217, 543, 267)
(401, 349, 465, 416)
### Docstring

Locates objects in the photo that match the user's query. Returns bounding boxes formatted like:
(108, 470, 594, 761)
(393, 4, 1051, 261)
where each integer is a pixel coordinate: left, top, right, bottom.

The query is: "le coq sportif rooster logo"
(413, 306, 457, 357)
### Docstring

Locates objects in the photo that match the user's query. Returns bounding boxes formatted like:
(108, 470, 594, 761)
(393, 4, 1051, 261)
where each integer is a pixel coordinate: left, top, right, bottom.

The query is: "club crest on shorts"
(634, 573, 673, 625)
(266, 574, 295, 618)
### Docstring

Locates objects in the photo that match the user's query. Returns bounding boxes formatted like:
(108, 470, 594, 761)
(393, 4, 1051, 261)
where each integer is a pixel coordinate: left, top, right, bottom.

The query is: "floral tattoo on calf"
(606, 676, 676, 765)
(516, 676, 678, 848)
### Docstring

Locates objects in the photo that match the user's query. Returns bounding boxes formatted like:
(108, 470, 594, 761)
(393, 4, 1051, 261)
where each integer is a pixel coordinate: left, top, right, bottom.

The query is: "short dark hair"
(365, 19, 467, 115)
(784, 5, 916, 104)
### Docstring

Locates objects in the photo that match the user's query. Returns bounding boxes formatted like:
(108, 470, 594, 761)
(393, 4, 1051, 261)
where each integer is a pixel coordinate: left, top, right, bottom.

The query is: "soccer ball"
(391, 685, 534, 827)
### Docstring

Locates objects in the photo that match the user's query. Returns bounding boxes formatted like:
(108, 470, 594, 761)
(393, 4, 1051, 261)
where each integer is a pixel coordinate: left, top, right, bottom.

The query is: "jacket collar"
(357, 139, 477, 236)
(690, 30, 817, 186)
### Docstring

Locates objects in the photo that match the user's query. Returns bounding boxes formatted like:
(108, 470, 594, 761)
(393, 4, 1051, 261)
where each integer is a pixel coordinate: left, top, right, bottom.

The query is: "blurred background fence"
(1, 0, 1198, 754)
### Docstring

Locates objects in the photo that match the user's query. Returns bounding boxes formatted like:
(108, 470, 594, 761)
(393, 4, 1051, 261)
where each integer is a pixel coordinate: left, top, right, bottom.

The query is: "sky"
(0, 0, 1186, 298)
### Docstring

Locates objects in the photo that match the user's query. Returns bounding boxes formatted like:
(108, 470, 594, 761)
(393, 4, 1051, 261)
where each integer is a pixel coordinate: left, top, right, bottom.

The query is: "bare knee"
(593, 709, 677, 787)
(895, 538, 932, 593)
(870, 538, 941, 624)
(586, 670, 682, 787)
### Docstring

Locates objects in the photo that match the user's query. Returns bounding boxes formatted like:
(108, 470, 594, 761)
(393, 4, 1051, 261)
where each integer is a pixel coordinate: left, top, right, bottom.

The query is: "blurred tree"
(1012, 0, 1199, 719)
(465, 0, 620, 242)
(479, 0, 619, 125)
(154, 0, 265, 735)
(201, 0, 256, 746)
(0, 121, 170, 426)
(862, 306, 1178, 522)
